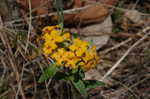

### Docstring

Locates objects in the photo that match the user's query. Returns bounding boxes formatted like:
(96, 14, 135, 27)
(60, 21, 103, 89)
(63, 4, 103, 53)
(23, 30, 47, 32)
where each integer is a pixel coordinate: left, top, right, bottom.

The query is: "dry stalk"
(4, 1, 150, 26)
(0, 16, 26, 99)
(25, 0, 32, 53)
(101, 26, 150, 81)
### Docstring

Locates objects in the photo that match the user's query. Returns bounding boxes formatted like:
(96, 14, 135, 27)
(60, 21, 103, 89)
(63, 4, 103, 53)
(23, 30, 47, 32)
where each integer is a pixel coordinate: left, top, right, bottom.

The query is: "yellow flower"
(69, 44, 77, 51)
(40, 25, 100, 71)
(51, 48, 66, 65)
(92, 45, 96, 51)
(54, 35, 64, 42)
(57, 48, 66, 55)
(42, 25, 59, 32)
(42, 32, 52, 40)
(82, 61, 95, 71)
(75, 47, 87, 57)
(43, 41, 58, 55)
(65, 51, 75, 59)
(65, 58, 80, 69)
(69, 39, 88, 57)
(51, 52, 61, 61)
(44, 41, 57, 49)
(56, 58, 64, 66)
(43, 46, 53, 56)
(62, 32, 71, 40)
(82, 52, 92, 63)
(74, 38, 88, 47)
(66, 60, 76, 69)
(50, 29, 60, 36)
(78, 62, 85, 66)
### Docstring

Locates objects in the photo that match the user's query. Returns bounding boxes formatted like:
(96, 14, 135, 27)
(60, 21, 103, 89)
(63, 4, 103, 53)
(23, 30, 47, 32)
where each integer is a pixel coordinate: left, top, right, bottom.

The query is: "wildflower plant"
(38, 25, 105, 98)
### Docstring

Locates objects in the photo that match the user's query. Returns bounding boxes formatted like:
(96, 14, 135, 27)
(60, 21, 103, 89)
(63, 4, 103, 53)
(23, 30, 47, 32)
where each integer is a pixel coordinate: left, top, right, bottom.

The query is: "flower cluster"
(41, 25, 99, 71)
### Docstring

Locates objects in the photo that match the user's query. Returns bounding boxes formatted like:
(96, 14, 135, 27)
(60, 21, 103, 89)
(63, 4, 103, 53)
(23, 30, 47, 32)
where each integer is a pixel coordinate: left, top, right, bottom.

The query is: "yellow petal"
(62, 33, 71, 40)
(42, 25, 59, 32)
(54, 36, 64, 42)
(69, 45, 77, 51)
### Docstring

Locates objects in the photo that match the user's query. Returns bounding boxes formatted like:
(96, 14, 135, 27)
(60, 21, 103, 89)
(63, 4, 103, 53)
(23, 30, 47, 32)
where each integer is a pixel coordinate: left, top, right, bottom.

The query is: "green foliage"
(111, 9, 124, 22)
(72, 33, 79, 38)
(111, 9, 124, 33)
(72, 80, 88, 98)
(54, 71, 70, 80)
(38, 64, 105, 98)
(71, 79, 105, 98)
(39, 1, 105, 97)
(54, 0, 64, 31)
(38, 64, 59, 83)
(84, 80, 105, 91)
(88, 40, 94, 47)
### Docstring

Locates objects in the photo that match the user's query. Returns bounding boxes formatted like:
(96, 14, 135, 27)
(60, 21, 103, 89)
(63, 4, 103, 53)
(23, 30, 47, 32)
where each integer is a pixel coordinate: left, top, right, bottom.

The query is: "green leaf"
(84, 80, 105, 90)
(78, 69, 85, 79)
(72, 33, 78, 38)
(71, 68, 78, 74)
(38, 64, 59, 83)
(54, 0, 64, 31)
(72, 80, 88, 97)
(54, 71, 74, 81)
(88, 41, 93, 47)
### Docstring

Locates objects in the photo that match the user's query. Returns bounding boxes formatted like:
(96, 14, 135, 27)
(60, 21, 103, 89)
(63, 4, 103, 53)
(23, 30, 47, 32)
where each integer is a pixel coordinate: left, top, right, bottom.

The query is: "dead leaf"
(81, 16, 112, 49)
(84, 0, 119, 6)
(80, 15, 112, 35)
(125, 10, 142, 23)
(74, 4, 109, 25)
(84, 35, 110, 49)
(73, 0, 83, 8)
(16, 0, 49, 15)
(51, 4, 109, 25)
(99, 0, 119, 6)
(121, 10, 145, 31)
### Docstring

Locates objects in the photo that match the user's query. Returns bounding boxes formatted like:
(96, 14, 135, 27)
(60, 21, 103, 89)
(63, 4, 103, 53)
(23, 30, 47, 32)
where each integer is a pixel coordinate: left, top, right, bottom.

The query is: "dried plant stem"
(100, 38, 132, 54)
(37, 61, 51, 99)
(0, 16, 26, 99)
(4, 1, 150, 26)
(25, 0, 32, 53)
(101, 26, 150, 81)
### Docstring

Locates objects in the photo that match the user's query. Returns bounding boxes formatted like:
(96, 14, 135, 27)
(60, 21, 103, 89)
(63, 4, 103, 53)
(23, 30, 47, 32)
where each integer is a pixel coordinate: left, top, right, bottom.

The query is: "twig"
(30, 68, 37, 96)
(25, 0, 32, 53)
(130, 77, 149, 89)
(116, 81, 140, 99)
(4, 4, 90, 25)
(99, 31, 150, 55)
(0, 55, 7, 79)
(37, 61, 51, 99)
(100, 38, 132, 54)
(131, 0, 140, 10)
(0, 16, 26, 99)
(101, 26, 150, 81)
(4, 1, 150, 26)
(15, 62, 26, 99)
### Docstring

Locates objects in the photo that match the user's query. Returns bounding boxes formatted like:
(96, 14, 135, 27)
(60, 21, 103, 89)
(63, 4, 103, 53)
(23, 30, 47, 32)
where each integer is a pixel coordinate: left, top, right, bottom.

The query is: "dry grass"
(0, 0, 150, 99)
